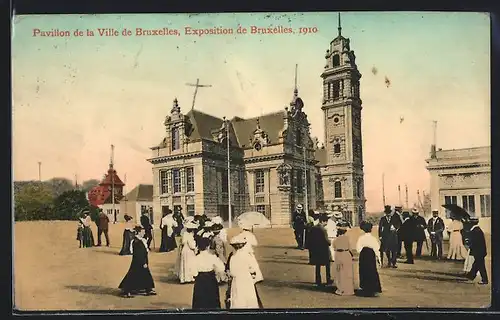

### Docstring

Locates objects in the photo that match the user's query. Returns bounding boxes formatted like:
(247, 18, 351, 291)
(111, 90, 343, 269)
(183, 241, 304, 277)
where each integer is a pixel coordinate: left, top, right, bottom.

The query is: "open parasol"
(237, 211, 271, 229)
(442, 203, 471, 220)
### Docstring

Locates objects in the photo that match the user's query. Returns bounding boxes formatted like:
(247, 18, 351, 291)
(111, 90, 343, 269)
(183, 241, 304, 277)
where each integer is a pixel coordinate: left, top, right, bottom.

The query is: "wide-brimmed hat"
(185, 221, 198, 229)
(411, 207, 419, 214)
(469, 217, 480, 224)
(384, 205, 392, 214)
(204, 221, 215, 229)
(333, 211, 343, 219)
(211, 216, 223, 225)
(212, 223, 224, 231)
(133, 225, 144, 233)
(296, 204, 303, 210)
(229, 234, 247, 245)
(124, 214, 133, 222)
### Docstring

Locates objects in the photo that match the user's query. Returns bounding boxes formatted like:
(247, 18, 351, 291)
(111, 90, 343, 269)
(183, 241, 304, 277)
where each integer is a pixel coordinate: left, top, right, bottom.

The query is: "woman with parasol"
(225, 233, 263, 309)
(119, 214, 135, 255)
(118, 225, 157, 298)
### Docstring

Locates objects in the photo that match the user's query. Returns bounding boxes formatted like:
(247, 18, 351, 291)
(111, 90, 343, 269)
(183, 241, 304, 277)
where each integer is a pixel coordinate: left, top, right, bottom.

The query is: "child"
(191, 233, 226, 309)
(356, 221, 382, 297)
(76, 220, 83, 248)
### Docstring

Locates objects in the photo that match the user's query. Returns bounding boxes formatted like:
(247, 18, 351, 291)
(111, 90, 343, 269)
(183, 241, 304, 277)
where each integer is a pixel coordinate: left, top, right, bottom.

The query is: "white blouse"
(219, 229, 228, 243)
(326, 219, 338, 239)
(356, 233, 381, 260)
(194, 250, 226, 275)
(161, 214, 178, 237)
(81, 216, 91, 227)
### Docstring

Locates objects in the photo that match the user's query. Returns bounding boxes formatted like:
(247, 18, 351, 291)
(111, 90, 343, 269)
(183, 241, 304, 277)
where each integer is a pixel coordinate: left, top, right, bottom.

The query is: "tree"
(81, 179, 101, 193)
(14, 182, 54, 221)
(45, 178, 75, 198)
(52, 190, 93, 221)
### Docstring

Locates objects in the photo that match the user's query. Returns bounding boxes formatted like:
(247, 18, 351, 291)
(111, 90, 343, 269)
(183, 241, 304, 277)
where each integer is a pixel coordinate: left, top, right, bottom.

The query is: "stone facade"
(147, 23, 366, 227)
(426, 146, 491, 230)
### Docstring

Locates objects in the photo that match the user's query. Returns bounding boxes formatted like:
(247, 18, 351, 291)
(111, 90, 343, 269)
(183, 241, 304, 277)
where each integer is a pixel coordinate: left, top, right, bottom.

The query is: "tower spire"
(338, 12, 342, 37)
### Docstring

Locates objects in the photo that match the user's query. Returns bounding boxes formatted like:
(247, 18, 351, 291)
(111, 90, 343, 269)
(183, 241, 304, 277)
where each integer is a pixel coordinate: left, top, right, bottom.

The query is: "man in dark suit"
(466, 218, 488, 285)
(378, 205, 402, 268)
(399, 211, 416, 264)
(306, 213, 333, 286)
(411, 207, 427, 257)
(292, 204, 307, 249)
(427, 209, 445, 259)
(97, 209, 110, 246)
(140, 209, 154, 250)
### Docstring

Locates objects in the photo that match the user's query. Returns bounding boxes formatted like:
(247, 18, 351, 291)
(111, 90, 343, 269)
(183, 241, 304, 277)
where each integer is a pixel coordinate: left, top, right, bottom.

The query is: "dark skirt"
(82, 227, 95, 248)
(76, 227, 83, 241)
(119, 229, 135, 255)
(119, 264, 155, 293)
(359, 247, 382, 295)
(192, 271, 221, 309)
(159, 228, 178, 253)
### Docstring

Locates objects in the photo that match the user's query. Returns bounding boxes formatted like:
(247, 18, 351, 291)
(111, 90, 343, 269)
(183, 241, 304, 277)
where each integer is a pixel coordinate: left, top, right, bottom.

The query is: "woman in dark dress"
(159, 211, 178, 253)
(119, 215, 135, 255)
(191, 234, 226, 309)
(80, 211, 95, 248)
(119, 225, 157, 298)
(356, 221, 382, 297)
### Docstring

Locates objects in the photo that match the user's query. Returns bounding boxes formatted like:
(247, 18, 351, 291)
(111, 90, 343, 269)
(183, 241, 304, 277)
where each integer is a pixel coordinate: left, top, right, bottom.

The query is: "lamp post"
(225, 117, 232, 228)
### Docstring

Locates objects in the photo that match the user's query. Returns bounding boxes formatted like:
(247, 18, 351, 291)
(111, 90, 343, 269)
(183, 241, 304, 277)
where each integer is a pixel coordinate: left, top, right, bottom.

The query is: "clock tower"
(320, 14, 366, 226)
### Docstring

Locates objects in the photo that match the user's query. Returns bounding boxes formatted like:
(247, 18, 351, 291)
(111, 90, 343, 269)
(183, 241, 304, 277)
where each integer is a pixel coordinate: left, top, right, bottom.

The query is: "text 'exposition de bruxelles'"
(32, 25, 320, 37)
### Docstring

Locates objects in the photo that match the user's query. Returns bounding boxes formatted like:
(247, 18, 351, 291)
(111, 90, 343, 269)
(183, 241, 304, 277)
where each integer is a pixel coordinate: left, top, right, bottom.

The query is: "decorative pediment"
(251, 118, 270, 151)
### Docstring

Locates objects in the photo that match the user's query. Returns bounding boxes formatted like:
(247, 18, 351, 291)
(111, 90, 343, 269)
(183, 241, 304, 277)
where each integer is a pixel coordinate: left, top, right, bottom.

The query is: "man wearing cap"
(378, 205, 401, 268)
(292, 204, 307, 249)
(306, 213, 333, 286)
(427, 209, 445, 259)
(465, 217, 488, 285)
(411, 207, 427, 257)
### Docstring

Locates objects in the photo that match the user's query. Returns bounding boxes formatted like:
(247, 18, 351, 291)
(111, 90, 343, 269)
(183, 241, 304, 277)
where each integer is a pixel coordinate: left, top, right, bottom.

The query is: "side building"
(426, 145, 491, 231)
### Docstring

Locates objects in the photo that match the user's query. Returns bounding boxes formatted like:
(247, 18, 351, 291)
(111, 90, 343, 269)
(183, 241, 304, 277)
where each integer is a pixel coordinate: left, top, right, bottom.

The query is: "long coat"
(412, 215, 427, 241)
(398, 218, 416, 242)
(306, 224, 330, 266)
(427, 217, 445, 242)
(378, 215, 401, 251)
(468, 226, 487, 258)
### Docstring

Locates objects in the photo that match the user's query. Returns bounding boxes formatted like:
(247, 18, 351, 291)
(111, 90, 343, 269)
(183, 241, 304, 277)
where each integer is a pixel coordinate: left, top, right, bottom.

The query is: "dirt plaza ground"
(13, 221, 491, 311)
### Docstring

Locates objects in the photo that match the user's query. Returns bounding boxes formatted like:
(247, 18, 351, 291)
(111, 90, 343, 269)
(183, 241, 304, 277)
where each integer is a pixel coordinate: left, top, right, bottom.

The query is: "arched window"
(171, 127, 180, 151)
(334, 180, 342, 198)
(333, 142, 341, 154)
(356, 180, 362, 198)
(332, 54, 340, 67)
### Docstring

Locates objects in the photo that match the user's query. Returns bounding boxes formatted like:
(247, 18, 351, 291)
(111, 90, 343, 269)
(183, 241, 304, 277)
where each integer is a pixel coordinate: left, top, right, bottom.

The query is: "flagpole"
(225, 117, 232, 228)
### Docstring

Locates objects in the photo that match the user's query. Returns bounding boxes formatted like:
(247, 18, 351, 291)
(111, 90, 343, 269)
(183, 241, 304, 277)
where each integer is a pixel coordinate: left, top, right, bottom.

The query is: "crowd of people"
(74, 201, 488, 309)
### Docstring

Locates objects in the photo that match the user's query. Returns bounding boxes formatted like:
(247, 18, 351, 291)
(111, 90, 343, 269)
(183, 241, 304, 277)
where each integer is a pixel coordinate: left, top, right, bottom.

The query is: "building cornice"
(147, 152, 203, 164)
(426, 163, 491, 171)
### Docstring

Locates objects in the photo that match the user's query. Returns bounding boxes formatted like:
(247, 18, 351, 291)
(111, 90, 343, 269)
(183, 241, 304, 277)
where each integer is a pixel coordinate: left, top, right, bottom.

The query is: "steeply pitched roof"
(231, 112, 285, 148)
(99, 166, 125, 186)
(125, 184, 153, 202)
(87, 185, 110, 207)
(184, 109, 286, 148)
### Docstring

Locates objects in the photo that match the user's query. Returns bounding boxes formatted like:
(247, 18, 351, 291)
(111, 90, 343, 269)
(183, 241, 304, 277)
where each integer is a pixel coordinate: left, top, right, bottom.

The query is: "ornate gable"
(250, 118, 270, 151)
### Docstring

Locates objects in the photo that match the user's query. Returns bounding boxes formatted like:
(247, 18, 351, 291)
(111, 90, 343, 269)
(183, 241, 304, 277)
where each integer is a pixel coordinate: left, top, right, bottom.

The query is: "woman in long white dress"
(447, 217, 467, 260)
(177, 221, 199, 283)
(239, 225, 263, 283)
(227, 234, 263, 309)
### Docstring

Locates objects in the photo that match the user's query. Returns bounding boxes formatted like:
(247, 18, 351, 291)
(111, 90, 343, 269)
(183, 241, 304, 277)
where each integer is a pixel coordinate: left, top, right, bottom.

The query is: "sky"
(11, 12, 490, 212)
